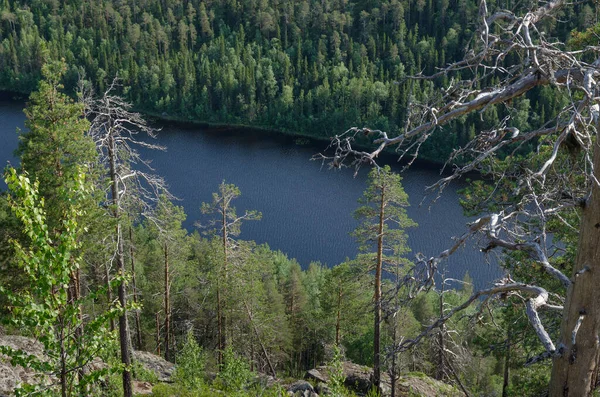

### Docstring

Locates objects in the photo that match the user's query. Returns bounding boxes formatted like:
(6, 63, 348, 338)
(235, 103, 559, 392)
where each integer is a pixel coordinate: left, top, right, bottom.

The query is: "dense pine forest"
(0, 0, 599, 396)
(0, 0, 581, 159)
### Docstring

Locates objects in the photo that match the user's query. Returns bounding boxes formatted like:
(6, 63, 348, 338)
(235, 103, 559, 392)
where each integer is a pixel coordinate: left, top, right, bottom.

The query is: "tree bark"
(129, 227, 143, 350)
(216, 278, 223, 365)
(105, 262, 115, 332)
(373, 184, 386, 391)
(71, 269, 86, 389)
(164, 242, 171, 362)
(109, 131, 133, 397)
(216, 203, 229, 365)
(243, 300, 277, 378)
(436, 283, 446, 381)
(222, 204, 228, 353)
(550, 143, 600, 396)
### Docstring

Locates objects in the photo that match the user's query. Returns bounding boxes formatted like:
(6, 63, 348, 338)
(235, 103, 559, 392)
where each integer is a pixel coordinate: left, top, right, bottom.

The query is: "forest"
(0, 0, 580, 160)
(0, 0, 599, 396)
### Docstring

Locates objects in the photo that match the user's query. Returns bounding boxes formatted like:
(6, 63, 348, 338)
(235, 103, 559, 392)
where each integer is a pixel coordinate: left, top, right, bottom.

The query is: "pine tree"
(353, 165, 415, 391)
(200, 181, 261, 364)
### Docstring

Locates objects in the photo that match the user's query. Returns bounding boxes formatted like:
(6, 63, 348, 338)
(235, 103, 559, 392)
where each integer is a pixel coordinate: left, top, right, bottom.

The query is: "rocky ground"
(300, 361, 460, 397)
(0, 335, 459, 396)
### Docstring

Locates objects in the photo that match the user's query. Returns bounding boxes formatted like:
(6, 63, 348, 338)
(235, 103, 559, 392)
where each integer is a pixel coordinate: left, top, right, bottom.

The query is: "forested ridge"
(0, 0, 582, 159)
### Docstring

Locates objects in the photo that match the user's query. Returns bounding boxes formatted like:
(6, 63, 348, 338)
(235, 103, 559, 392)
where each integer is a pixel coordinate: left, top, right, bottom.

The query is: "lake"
(0, 97, 500, 289)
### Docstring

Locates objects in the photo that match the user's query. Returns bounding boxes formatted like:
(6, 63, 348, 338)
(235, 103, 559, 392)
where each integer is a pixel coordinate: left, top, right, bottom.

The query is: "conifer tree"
(353, 165, 415, 391)
(200, 181, 261, 364)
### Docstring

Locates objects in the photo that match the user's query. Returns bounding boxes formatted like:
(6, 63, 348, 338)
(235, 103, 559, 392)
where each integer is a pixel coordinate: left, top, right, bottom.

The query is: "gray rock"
(0, 335, 53, 396)
(133, 350, 175, 382)
(314, 382, 330, 395)
(288, 380, 315, 394)
(287, 390, 319, 397)
(305, 368, 327, 383)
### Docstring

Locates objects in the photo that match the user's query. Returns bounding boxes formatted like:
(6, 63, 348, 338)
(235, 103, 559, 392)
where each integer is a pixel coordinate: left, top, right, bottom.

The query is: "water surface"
(0, 98, 501, 289)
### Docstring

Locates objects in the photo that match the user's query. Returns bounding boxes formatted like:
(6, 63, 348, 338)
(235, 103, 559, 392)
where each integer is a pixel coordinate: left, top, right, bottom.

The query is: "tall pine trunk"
(217, 205, 229, 364)
(164, 243, 171, 362)
(129, 227, 143, 350)
(373, 185, 386, 391)
(549, 144, 600, 396)
(109, 131, 133, 397)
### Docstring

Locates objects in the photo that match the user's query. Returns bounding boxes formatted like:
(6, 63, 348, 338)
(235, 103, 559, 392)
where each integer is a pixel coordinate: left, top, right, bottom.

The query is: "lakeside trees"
(353, 166, 415, 390)
(320, 0, 600, 394)
(0, 0, 579, 161)
(1, 0, 600, 393)
(199, 181, 261, 365)
(0, 60, 547, 396)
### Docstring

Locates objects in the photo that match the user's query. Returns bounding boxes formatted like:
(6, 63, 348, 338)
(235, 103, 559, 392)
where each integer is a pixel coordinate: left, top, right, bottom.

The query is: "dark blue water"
(0, 98, 501, 289)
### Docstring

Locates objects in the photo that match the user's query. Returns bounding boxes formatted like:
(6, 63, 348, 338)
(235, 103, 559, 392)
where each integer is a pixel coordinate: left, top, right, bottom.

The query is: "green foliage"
(327, 345, 348, 397)
(150, 383, 206, 397)
(16, 60, 96, 233)
(133, 361, 159, 384)
(200, 181, 262, 238)
(353, 165, 416, 263)
(1, 167, 117, 396)
(365, 387, 381, 397)
(216, 346, 254, 393)
(172, 330, 206, 390)
(0, 0, 575, 161)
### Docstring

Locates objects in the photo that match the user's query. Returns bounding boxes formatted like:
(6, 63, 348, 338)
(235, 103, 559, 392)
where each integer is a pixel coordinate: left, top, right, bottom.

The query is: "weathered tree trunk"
(216, 278, 223, 365)
(373, 185, 386, 391)
(59, 313, 67, 397)
(109, 131, 133, 397)
(71, 269, 86, 389)
(129, 227, 143, 350)
(549, 143, 600, 396)
(390, 326, 398, 397)
(215, 205, 229, 365)
(222, 206, 228, 352)
(164, 242, 171, 362)
(436, 283, 446, 381)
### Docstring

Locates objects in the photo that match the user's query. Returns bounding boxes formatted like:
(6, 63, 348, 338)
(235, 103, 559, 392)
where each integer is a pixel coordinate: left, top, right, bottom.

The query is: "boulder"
(305, 368, 327, 384)
(0, 335, 176, 395)
(396, 373, 461, 397)
(0, 335, 53, 395)
(304, 362, 460, 397)
(133, 350, 175, 382)
(133, 380, 154, 395)
(287, 380, 318, 396)
(314, 382, 330, 395)
(255, 373, 278, 389)
(342, 361, 374, 393)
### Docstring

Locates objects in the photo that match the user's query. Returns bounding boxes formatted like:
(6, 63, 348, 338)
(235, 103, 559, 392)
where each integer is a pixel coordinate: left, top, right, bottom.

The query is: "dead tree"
(86, 79, 171, 397)
(316, 0, 600, 394)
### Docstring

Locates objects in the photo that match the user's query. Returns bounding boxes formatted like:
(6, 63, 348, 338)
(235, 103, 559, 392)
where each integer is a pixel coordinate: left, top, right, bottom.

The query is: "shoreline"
(0, 89, 447, 168)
